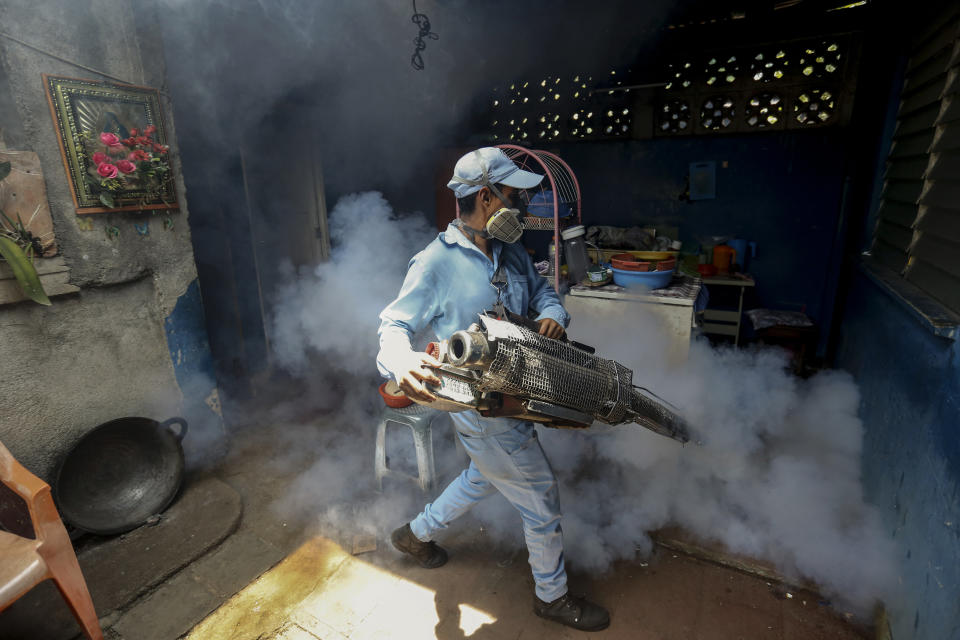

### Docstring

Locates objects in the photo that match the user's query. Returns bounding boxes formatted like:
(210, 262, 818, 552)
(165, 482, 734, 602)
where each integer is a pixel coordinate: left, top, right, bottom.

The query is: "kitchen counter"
(565, 274, 701, 365)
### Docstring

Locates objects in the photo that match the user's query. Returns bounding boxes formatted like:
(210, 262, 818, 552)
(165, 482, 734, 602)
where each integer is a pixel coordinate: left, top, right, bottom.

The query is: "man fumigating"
(377, 147, 609, 632)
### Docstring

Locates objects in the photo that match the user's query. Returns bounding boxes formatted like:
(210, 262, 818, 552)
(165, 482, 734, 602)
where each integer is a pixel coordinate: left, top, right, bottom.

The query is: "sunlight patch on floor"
(458, 603, 497, 636)
(186, 535, 497, 639)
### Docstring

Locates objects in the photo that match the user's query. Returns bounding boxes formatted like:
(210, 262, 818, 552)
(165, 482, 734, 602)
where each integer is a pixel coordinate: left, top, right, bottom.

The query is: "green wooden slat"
(900, 75, 948, 115)
(882, 179, 924, 204)
(916, 206, 960, 244)
(920, 180, 960, 209)
(877, 199, 920, 227)
(937, 96, 960, 125)
(877, 219, 915, 251)
(919, 180, 960, 208)
(885, 156, 930, 181)
(873, 239, 909, 273)
(911, 233, 960, 279)
(944, 70, 959, 96)
(906, 259, 960, 313)
(908, 14, 959, 71)
(931, 120, 960, 152)
(907, 47, 954, 89)
(891, 129, 935, 157)
(896, 102, 941, 136)
(925, 150, 960, 179)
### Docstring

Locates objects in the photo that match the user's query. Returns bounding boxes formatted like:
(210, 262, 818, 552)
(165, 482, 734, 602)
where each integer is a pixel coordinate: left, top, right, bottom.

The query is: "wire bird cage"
(454, 145, 582, 292)
(498, 145, 581, 292)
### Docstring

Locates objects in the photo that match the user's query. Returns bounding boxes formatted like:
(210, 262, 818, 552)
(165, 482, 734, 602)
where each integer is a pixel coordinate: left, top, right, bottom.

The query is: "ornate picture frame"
(43, 74, 178, 214)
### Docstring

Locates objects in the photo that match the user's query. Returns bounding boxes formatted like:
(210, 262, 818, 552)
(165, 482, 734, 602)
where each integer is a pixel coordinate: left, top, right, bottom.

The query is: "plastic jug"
(712, 244, 736, 274)
(562, 225, 589, 284)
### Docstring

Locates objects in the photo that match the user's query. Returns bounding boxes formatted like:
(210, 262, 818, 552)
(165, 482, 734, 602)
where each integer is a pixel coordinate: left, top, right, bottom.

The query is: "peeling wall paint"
(163, 279, 225, 467)
(836, 272, 960, 640)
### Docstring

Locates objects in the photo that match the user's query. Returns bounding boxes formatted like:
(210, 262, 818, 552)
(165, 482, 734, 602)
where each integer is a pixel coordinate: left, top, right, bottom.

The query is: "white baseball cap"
(447, 147, 543, 199)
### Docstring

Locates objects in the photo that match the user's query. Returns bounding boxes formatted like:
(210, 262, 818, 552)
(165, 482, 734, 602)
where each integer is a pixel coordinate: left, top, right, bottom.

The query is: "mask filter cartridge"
(485, 207, 523, 244)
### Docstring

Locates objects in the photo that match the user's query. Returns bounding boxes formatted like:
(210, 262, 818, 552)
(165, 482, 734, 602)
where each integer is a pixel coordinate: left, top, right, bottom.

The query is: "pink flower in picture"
(92, 152, 109, 166)
(97, 162, 119, 179)
(116, 160, 137, 174)
(99, 132, 120, 146)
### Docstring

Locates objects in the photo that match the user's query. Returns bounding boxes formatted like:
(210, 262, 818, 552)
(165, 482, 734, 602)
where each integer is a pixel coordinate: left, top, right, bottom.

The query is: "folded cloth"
(585, 225, 656, 250)
(746, 309, 814, 331)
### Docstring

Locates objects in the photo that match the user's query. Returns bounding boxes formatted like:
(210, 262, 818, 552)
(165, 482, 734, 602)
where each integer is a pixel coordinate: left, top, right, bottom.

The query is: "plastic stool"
(375, 403, 442, 493)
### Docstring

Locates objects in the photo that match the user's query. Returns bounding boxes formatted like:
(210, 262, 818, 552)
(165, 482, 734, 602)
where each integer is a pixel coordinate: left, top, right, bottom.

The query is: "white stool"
(375, 403, 442, 493)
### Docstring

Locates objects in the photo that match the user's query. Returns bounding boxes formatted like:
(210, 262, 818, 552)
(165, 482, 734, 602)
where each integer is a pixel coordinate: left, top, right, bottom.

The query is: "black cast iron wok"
(54, 416, 188, 535)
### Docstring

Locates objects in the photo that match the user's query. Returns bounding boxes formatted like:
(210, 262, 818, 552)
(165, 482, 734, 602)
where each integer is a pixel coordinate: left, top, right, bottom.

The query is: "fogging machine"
(413, 314, 690, 443)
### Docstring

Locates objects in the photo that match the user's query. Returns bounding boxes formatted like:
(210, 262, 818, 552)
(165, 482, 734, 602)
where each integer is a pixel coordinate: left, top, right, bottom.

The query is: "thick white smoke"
(268, 192, 896, 619)
(270, 191, 438, 376)
(265, 192, 453, 543)
(541, 329, 898, 614)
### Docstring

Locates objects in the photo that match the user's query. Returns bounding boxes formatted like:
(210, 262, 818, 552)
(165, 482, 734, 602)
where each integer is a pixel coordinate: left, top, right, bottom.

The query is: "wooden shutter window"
(872, 8, 960, 315)
(905, 27, 960, 313)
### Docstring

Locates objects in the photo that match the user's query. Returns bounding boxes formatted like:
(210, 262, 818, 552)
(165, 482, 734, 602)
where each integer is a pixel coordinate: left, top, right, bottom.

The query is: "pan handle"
(160, 417, 188, 442)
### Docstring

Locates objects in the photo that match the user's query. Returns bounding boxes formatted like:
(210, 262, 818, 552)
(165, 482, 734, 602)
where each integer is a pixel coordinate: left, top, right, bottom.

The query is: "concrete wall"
(523, 132, 847, 355)
(836, 274, 960, 639)
(0, 0, 221, 480)
(830, 6, 959, 635)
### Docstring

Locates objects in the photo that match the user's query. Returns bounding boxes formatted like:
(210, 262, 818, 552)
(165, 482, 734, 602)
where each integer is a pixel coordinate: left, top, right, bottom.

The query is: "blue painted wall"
(548, 130, 848, 354)
(163, 279, 226, 466)
(836, 273, 960, 639)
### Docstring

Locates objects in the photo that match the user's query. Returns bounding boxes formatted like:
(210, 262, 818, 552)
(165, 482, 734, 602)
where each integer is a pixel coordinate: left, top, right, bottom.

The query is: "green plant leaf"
(0, 236, 51, 305)
(0, 208, 16, 232)
(100, 191, 115, 208)
(0, 161, 10, 182)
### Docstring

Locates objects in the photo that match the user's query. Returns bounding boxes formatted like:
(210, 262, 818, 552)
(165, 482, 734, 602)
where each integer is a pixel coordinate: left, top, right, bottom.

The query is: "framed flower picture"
(43, 75, 178, 214)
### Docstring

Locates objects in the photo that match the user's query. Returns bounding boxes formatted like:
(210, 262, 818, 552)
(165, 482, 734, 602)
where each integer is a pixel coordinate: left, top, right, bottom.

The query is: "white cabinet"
(564, 283, 698, 367)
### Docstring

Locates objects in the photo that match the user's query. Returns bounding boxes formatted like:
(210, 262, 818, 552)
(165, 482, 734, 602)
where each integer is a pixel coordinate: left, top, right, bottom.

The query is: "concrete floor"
(1, 415, 874, 640)
(184, 533, 871, 640)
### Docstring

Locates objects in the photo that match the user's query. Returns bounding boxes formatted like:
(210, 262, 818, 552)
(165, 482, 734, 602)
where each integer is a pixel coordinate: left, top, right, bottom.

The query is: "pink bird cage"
(456, 145, 582, 292)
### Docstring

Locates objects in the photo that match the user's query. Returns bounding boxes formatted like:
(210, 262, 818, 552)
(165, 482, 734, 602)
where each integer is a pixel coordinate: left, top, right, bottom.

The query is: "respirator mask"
(451, 152, 528, 244)
(483, 187, 527, 244)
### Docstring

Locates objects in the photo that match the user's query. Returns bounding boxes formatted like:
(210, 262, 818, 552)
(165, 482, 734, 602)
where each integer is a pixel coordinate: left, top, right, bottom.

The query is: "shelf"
(0, 256, 79, 306)
(701, 323, 739, 336)
(703, 309, 740, 323)
(521, 216, 573, 231)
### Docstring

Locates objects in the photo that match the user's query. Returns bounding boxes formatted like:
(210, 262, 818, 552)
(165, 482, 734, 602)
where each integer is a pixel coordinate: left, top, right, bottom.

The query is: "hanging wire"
(0, 30, 146, 88)
(410, 0, 438, 71)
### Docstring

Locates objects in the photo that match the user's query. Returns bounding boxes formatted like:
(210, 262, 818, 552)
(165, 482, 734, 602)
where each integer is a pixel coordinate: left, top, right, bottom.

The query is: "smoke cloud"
(270, 191, 438, 376)
(540, 327, 898, 614)
(152, 0, 895, 622)
(266, 192, 896, 619)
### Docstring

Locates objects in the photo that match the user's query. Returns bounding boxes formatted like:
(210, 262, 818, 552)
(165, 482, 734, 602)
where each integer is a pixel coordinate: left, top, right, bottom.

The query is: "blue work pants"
(410, 421, 568, 602)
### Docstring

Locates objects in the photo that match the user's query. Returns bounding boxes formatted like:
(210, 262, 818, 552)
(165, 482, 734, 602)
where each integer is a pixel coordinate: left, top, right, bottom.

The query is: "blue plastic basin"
(610, 266, 675, 290)
(527, 190, 573, 218)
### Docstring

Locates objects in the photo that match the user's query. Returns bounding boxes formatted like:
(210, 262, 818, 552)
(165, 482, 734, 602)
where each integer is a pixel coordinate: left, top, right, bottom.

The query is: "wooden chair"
(0, 440, 103, 640)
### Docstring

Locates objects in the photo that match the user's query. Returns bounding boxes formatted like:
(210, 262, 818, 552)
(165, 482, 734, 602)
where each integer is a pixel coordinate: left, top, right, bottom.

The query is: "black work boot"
(534, 592, 610, 631)
(390, 523, 448, 568)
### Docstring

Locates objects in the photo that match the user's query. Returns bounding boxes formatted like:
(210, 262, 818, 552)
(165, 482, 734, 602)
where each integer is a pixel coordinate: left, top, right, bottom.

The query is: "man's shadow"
(430, 546, 528, 640)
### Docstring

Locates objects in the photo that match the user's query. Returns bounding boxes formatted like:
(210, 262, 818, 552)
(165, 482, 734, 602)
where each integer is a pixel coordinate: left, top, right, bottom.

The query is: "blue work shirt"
(377, 222, 570, 437)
